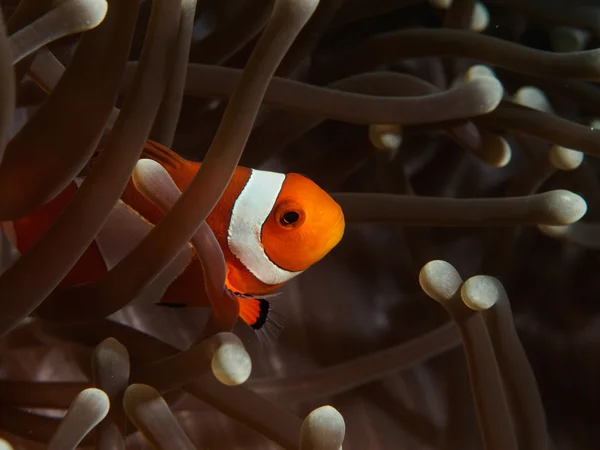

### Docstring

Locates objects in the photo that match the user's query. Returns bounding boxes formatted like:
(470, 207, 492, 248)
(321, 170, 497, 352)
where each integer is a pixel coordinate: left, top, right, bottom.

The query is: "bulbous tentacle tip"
(590, 118, 600, 130)
(92, 337, 130, 396)
(122, 383, 196, 449)
(537, 224, 569, 239)
(548, 145, 584, 171)
(95, 336, 129, 357)
(428, 0, 452, 9)
(471, 2, 489, 33)
(369, 123, 402, 157)
(122, 384, 164, 417)
(513, 86, 553, 113)
(541, 190, 588, 225)
(550, 26, 590, 53)
(211, 341, 252, 386)
(467, 64, 496, 80)
(48, 387, 110, 450)
(300, 405, 346, 450)
(65, 0, 109, 33)
(469, 76, 504, 114)
(76, 387, 111, 414)
(419, 260, 462, 304)
(461, 275, 503, 311)
(482, 133, 511, 168)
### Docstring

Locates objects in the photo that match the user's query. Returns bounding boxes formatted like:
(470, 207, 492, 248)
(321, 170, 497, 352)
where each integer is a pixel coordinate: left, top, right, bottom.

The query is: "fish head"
(261, 173, 345, 276)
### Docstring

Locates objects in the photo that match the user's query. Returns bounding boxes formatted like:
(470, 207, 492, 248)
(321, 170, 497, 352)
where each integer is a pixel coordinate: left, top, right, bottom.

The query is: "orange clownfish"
(1, 141, 345, 334)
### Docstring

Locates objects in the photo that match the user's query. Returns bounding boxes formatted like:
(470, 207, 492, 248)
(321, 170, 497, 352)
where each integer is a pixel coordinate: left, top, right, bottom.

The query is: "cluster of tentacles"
(0, 0, 599, 448)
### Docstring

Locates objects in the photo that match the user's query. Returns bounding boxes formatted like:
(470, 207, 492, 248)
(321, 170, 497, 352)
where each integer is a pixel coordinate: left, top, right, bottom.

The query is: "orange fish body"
(1, 141, 345, 332)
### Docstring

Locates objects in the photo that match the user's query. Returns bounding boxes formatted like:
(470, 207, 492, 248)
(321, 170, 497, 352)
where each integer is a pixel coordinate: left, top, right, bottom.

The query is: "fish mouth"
(324, 211, 345, 251)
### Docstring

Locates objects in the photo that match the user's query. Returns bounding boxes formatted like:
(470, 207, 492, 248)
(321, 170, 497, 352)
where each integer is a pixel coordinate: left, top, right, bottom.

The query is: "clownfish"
(1, 141, 345, 334)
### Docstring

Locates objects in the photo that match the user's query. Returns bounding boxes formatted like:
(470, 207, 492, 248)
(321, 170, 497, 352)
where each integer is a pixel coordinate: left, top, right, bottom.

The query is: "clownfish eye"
(275, 202, 305, 229)
(281, 211, 300, 225)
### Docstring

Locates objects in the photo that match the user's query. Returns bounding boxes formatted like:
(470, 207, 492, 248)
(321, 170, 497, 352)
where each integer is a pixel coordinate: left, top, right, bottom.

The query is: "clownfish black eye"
(281, 211, 300, 226)
(275, 201, 306, 229)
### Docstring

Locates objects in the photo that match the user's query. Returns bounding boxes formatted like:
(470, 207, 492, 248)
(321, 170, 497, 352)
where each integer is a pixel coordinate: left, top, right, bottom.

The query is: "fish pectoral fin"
(237, 296, 284, 344)
(238, 297, 270, 330)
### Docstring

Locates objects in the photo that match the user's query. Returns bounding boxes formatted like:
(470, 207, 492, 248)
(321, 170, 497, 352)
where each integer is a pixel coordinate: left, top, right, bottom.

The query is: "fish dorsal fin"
(142, 140, 188, 172)
(140, 140, 200, 195)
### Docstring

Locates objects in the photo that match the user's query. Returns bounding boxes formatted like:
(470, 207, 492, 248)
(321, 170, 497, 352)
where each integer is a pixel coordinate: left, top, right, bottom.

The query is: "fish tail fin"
(237, 296, 284, 344)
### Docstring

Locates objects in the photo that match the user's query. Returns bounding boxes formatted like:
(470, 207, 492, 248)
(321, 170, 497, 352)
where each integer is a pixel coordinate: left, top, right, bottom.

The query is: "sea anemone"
(0, 0, 599, 448)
